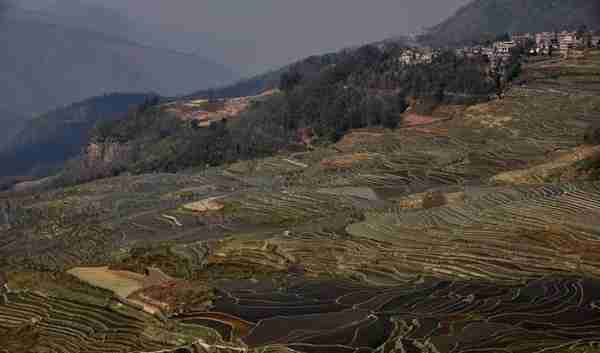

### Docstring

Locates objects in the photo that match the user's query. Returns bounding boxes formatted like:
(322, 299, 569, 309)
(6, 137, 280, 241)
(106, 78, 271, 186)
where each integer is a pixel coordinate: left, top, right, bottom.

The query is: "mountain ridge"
(421, 0, 600, 46)
(12, 7, 232, 64)
(0, 11, 236, 114)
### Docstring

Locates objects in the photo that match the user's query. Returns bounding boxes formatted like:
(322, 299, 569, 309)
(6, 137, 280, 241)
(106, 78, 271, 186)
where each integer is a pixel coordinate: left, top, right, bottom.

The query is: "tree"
(381, 107, 399, 129)
(279, 71, 303, 93)
(492, 67, 504, 99)
(381, 93, 408, 130)
(397, 93, 409, 114)
(435, 82, 447, 104)
(509, 61, 522, 81)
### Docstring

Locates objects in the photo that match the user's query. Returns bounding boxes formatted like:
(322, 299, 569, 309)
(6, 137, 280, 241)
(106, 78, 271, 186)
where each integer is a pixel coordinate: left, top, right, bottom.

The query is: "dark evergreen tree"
(279, 71, 303, 93)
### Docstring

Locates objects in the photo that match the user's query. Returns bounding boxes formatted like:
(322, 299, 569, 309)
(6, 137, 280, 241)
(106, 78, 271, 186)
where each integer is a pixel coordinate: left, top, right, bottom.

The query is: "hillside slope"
(87, 44, 497, 177)
(1, 51, 600, 353)
(421, 0, 600, 46)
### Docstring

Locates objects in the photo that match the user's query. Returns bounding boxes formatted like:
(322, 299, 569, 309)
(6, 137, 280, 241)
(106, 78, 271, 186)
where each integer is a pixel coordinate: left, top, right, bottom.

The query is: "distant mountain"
(0, 93, 156, 177)
(420, 0, 600, 46)
(0, 7, 236, 118)
(15, 0, 133, 37)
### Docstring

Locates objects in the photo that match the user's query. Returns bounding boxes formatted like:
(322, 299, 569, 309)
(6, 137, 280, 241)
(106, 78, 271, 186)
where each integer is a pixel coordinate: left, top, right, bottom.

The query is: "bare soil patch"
(68, 266, 146, 298)
(67, 266, 171, 298)
(183, 197, 225, 213)
(403, 113, 438, 126)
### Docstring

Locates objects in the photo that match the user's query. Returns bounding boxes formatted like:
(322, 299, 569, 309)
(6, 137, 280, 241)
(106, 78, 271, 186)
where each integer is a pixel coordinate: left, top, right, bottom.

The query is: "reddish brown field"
(402, 113, 438, 126)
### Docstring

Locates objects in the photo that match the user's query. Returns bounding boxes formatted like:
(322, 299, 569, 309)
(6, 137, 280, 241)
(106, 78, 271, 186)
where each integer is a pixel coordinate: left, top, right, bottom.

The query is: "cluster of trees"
(271, 45, 411, 139)
(250, 45, 495, 141)
(487, 47, 524, 99)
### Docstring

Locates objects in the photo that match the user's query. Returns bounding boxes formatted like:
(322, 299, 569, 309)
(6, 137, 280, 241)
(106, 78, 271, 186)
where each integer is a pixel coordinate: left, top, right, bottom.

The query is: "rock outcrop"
(86, 140, 133, 165)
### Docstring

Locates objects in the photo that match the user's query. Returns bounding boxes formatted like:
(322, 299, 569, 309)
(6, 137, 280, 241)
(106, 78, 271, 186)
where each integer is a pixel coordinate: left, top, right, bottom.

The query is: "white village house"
(592, 33, 600, 48)
(399, 49, 435, 65)
(494, 41, 517, 55)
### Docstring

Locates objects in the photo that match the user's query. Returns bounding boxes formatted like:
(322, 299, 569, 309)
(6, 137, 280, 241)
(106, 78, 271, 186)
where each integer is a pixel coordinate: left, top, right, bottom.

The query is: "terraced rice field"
(176, 277, 600, 353)
(2, 52, 600, 352)
(0, 291, 178, 353)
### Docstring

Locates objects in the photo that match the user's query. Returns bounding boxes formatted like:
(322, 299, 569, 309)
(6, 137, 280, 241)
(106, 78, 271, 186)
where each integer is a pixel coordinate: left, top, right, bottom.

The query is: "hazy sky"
(0, 0, 9, 18)
(18, 0, 471, 74)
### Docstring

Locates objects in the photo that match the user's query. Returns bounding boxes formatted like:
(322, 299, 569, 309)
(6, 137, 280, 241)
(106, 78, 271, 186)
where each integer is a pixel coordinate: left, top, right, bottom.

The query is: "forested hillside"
(73, 44, 498, 183)
(0, 93, 157, 177)
(421, 0, 600, 46)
